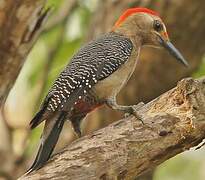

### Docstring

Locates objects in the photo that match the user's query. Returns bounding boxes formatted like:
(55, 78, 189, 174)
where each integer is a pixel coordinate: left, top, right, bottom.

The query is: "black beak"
(158, 36, 189, 67)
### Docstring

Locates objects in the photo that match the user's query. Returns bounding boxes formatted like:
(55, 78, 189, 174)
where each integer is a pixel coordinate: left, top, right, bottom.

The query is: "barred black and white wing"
(47, 33, 133, 111)
(30, 32, 133, 128)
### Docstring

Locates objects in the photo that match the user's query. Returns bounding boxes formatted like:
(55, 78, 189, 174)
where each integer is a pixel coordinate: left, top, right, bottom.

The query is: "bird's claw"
(72, 124, 82, 138)
(75, 130, 82, 138)
(124, 102, 145, 124)
(124, 112, 131, 118)
(132, 102, 145, 110)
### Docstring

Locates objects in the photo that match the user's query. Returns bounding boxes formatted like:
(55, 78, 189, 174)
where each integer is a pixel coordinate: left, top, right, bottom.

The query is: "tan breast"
(93, 49, 139, 100)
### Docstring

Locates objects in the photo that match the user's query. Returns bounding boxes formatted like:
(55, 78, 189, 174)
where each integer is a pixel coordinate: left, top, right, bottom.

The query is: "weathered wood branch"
(20, 77, 205, 180)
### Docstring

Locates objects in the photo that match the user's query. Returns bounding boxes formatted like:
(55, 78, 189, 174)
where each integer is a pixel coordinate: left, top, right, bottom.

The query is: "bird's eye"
(153, 20, 163, 32)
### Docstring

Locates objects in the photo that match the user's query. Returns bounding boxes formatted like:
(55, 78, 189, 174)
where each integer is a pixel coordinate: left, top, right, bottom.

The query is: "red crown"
(113, 8, 159, 29)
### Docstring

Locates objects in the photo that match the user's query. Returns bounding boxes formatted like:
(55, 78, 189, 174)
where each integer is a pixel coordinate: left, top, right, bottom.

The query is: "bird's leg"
(70, 115, 85, 138)
(106, 97, 144, 124)
(72, 120, 82, 138)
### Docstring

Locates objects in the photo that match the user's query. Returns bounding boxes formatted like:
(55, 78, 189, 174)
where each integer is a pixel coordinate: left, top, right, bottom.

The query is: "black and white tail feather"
(27, 86, 91, 173)
(27, 112, 66, 173)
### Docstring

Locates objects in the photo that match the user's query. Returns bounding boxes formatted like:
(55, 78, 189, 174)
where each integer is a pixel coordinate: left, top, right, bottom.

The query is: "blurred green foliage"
(154, 151, 204, 180)
(46, 0, 64, 9)
(193, 58, 205, 78)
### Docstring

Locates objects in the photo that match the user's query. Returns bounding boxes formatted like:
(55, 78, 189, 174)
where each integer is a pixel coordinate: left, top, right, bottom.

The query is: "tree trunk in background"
(84, 0, 205, 131)
(0, 0, 49, 105)
(0, 0, 49, 178)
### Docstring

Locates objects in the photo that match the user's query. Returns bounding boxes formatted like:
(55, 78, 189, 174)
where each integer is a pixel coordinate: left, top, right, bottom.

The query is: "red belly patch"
(73, 99, 102, 114)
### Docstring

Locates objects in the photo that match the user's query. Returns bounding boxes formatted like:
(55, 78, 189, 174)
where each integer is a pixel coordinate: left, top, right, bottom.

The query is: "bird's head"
(112, 8, 188, 66)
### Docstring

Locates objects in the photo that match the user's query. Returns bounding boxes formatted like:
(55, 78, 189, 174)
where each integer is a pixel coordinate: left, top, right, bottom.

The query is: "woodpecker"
(27, 7, 188, 173)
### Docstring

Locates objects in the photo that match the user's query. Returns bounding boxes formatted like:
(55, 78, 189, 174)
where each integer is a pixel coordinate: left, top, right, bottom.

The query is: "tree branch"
(19, 77, 205, 179)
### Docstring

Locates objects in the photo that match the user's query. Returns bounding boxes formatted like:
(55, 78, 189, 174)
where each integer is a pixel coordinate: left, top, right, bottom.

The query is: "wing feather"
(30, 32, 133, 127)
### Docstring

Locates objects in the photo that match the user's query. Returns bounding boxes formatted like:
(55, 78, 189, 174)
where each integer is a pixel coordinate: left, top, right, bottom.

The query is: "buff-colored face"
(115, 12, 169, 47)
(138, 13, 169, 47)
(113, 12, 188, 66)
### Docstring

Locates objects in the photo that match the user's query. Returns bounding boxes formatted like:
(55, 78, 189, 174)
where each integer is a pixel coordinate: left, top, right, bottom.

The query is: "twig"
(42, 0, 78, 34)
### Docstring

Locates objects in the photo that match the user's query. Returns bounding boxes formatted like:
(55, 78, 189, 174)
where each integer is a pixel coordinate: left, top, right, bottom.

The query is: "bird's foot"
(74, 128, 82, 138)
(71, 122, 82, 138)
(106, 98, 145, 124)
(124, 102, 145, 124)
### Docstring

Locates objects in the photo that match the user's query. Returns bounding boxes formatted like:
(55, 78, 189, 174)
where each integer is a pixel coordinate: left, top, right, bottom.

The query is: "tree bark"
(0, 0, 49, 105)
(0, 0, 49, 177)
(19, 77, 205, 180)
(84, 0, 205, 131)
